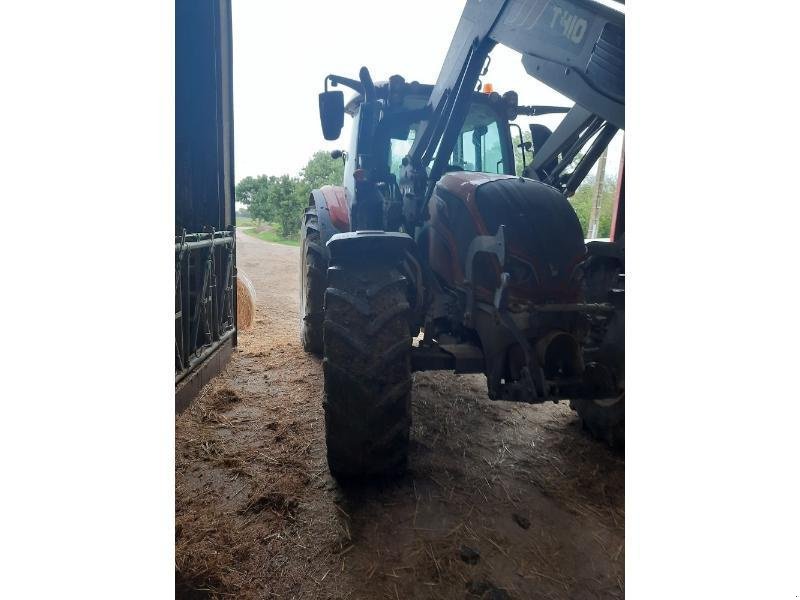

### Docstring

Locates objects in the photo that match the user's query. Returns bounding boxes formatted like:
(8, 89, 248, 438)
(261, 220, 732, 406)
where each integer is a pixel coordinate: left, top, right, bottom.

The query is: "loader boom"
(410, 0, 624, 198)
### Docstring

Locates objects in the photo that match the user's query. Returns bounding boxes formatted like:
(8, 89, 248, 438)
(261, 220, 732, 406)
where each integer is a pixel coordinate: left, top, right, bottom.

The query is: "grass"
(238, 220, 300, 247)
(235, 216, 256, 227)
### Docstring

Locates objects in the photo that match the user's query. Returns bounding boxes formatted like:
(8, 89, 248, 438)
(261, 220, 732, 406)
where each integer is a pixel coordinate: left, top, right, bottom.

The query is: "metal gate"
(175, 230, 236, 384)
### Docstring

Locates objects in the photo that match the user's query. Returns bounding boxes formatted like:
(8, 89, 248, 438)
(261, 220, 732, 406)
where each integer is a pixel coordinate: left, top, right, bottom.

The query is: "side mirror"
(330, 149, 347, 165)
(529, 124, 553, 154)
(319, 91, 344, 141)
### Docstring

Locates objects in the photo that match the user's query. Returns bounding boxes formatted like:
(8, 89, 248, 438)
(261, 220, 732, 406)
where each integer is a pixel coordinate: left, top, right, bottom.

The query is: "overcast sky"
(232, 0, 622, 183)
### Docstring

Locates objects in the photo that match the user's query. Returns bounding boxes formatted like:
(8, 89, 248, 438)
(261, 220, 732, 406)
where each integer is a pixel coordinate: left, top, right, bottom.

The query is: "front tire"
(570, 394, 624, 449)
(323, 263, 412, 479)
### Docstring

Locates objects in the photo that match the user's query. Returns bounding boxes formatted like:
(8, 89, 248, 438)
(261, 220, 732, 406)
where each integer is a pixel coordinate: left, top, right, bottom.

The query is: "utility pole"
(588, 147, 608, 239)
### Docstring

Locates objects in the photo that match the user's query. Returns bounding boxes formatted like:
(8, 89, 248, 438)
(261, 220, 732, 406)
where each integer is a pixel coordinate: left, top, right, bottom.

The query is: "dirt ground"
(176, 230, 624, 600)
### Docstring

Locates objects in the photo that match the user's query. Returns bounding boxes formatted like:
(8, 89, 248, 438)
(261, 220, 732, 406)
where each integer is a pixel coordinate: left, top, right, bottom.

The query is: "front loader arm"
(409, 0, 624, 195)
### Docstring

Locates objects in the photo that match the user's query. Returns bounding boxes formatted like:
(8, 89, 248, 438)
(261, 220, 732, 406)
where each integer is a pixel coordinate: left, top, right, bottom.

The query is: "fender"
(327, 231, 414, 266)
(310, 186, 351, 246)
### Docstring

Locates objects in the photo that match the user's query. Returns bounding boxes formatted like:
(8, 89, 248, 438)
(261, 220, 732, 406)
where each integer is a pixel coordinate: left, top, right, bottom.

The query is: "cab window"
(389, 128, 416, 181)
(449, 104, 505, 174)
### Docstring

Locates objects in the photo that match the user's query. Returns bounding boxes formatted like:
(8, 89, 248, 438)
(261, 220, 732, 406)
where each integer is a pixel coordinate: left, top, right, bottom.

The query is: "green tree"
(235, 175, 274, 223)
(235, 176, 256, 205)
(269, 174, 306, 238)
(300, 150, 344, 190)
(568, 173, 617, 238)
(235, 175, 269, 207)
(234, 150, 345, 241)
(250, 175, 279, 223)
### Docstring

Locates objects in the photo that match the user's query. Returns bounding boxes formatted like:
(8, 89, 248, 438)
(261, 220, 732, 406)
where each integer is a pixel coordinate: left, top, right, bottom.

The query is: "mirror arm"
(324, 74, 363, 94)
(330, 149, 347, 166)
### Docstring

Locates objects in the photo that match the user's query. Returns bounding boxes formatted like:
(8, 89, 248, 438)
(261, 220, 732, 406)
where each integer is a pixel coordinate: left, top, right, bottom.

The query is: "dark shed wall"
(175, 0, 234, 233)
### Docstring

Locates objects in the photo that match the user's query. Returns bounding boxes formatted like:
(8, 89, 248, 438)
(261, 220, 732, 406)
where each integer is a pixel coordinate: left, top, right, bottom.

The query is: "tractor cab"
(321, 75, 522, 231)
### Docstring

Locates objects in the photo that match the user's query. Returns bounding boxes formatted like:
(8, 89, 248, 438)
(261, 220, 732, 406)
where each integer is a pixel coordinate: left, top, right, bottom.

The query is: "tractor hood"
(433, 171, 586, 303)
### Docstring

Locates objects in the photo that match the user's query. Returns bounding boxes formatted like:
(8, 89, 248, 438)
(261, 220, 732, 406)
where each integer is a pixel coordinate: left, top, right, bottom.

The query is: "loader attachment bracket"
(464, 224, 506, 325)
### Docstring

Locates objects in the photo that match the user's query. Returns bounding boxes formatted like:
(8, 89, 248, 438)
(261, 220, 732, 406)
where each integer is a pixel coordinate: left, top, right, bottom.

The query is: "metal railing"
(175, 228, 236, 384)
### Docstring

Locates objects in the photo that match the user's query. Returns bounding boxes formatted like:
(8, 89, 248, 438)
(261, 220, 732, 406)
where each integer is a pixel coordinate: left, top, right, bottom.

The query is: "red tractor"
(301, 0, 625, 479)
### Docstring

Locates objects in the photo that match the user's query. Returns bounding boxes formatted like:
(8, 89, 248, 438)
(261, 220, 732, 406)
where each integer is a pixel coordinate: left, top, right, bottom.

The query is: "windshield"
(388, 99, 509, 177)
(450, 105, 504, 173)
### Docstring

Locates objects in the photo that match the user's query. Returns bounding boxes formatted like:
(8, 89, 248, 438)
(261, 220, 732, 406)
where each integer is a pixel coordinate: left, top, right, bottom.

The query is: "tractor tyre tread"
(570, 396, 625, 449)
(323, 264, 412, 479)
(300, 206, 327, 356)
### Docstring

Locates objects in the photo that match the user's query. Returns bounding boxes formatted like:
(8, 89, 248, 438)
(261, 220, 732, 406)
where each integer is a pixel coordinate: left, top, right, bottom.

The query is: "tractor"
(300, 0, 625, 479)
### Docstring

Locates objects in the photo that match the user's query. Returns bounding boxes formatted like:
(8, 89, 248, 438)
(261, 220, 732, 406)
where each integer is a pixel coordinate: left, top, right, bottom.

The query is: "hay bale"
(237, 271, 256, 330)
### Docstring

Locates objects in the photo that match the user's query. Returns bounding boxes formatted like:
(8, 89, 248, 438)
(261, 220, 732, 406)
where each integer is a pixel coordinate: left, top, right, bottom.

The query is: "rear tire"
(300, 206, 327, 355)
(323, 263, 412, 479)
(574, 246, 624, 449)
